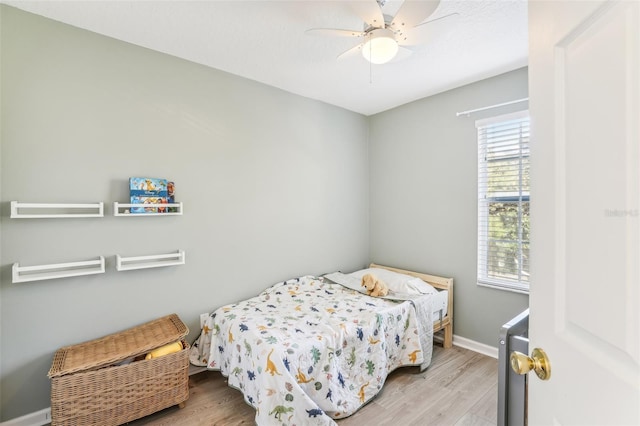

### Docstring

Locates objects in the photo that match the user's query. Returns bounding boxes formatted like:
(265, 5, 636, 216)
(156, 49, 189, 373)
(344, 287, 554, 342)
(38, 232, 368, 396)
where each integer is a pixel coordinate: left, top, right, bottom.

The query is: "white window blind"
(477, 111, 530, 293)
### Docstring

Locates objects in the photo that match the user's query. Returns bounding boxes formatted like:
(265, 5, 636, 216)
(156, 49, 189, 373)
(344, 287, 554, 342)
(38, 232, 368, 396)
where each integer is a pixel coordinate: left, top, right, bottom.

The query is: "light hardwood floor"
(129, 345, 498, 426)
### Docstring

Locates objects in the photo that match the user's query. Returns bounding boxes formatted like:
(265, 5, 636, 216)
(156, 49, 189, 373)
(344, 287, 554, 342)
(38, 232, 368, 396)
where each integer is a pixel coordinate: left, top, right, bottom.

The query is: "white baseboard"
(0, 407, 50, 426)
(453, 334, 499, 359)
(2, 337, 496, 426)
(1, 365, 206, 426)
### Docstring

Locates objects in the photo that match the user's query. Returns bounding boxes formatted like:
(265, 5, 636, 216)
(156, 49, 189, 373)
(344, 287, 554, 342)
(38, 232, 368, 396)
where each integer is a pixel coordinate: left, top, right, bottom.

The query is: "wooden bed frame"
(370, 263, 454, 349)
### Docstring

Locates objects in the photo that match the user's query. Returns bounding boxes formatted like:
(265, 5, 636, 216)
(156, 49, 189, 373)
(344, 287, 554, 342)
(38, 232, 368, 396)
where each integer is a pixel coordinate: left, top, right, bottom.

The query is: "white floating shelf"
(116, 250, 186, 271)
(11, 201, 104, 218)
(113, 202, 183, 216)
(12, 256, 106, 283)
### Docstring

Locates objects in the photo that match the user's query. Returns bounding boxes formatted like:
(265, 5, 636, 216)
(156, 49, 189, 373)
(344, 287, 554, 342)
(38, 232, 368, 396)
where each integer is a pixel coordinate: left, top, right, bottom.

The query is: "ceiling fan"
(306, 0, 457, 65)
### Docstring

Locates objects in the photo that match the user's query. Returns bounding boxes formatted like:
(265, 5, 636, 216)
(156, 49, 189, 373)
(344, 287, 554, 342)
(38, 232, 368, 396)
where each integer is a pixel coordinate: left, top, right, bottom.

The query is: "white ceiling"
(3, 0, 528, 116)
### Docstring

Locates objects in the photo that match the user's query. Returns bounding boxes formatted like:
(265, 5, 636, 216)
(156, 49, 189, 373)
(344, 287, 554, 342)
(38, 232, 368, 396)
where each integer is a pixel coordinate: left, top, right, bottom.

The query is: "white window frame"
(476, 110, 530, 294)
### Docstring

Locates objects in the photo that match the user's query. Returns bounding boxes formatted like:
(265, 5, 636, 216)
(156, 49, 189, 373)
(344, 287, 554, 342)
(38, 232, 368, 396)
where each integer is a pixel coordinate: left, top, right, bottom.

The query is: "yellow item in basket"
(145, 341, 183, 360)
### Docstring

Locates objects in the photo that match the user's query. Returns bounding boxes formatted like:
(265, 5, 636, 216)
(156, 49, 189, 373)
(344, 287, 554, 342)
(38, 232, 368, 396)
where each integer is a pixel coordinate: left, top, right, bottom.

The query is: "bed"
(189, 264, 453, 425)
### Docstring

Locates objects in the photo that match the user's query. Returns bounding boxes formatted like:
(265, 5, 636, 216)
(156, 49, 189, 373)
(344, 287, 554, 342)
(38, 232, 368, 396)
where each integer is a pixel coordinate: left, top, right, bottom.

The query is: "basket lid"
(48, 313, 189, 378)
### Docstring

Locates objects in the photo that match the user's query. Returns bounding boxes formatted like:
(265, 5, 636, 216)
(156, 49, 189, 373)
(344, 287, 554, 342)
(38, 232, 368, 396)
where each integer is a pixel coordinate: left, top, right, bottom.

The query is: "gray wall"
(368, 67, 529, 347)
(0, 5, 530, 422)
(0, 7, 369, 420)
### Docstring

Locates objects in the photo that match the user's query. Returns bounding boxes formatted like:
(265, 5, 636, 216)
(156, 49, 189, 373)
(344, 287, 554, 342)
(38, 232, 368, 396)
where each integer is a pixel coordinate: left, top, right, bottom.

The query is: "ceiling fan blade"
(398, 12, 459, 47)
(349, 0, 385, 28)
(396, 13, 460, 46)
(390, 0, 440, 30)
(337, 43, 364, 61)
(305, 28, 364, 38)
(388, 46, 413, 63)
(413, 12, 459, 30)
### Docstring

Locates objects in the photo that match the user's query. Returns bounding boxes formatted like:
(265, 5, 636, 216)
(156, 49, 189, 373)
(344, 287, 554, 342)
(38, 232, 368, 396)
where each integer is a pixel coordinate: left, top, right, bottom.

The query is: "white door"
(528, 0, 639, 424)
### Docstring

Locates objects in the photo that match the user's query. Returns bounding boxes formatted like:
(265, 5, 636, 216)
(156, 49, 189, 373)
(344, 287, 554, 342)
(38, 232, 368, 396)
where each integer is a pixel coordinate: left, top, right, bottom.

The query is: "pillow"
(348, 268, 435, 295)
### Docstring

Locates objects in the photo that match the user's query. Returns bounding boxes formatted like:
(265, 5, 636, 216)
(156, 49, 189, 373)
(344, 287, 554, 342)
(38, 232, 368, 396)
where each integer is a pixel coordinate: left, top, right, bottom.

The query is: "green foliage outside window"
(487, 202, 529, 282)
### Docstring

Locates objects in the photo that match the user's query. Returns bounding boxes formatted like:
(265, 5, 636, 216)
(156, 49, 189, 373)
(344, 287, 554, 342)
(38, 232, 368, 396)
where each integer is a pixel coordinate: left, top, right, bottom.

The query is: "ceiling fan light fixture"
(362, 28, 398, 64)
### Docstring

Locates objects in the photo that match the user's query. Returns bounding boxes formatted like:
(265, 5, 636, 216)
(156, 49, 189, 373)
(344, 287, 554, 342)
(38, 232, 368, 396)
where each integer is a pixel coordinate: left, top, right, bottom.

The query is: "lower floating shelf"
(13, 257, 106, 283)
(116, 250, 185, 271)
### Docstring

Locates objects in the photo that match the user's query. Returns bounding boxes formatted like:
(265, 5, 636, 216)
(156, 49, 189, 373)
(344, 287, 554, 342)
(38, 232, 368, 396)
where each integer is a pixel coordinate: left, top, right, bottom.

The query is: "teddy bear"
(361, 273, 389, 297)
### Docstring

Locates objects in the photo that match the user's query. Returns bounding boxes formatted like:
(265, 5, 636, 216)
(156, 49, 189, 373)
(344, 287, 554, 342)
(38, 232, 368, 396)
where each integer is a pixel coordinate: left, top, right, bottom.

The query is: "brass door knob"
(510, 347, 551, 380)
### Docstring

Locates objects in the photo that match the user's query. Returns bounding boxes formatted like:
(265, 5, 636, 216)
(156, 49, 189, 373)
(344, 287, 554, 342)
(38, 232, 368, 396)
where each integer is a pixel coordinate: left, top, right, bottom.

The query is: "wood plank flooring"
(128, 345, 498, 426)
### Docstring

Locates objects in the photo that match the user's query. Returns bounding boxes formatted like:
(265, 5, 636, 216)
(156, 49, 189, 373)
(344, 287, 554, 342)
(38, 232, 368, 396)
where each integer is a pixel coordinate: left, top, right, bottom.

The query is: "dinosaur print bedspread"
(190, 275, 434, 425)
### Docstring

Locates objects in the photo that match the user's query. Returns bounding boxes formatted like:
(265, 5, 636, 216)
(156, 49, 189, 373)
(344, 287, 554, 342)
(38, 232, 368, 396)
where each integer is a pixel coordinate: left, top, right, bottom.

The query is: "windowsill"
(477, 281, 529, 295)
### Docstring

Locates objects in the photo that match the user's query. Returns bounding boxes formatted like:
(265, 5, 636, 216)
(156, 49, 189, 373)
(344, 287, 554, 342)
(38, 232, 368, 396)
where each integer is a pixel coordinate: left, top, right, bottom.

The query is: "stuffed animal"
(361, 273, 389, 297)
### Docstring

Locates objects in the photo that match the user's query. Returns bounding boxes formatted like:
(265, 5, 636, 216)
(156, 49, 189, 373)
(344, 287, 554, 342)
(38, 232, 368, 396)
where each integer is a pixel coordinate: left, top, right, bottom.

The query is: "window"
(477, 111, 530, 293)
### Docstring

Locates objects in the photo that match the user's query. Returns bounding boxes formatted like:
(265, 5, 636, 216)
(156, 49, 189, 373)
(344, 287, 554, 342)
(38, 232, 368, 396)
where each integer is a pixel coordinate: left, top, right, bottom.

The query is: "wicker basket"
(48, 314, 190, 426)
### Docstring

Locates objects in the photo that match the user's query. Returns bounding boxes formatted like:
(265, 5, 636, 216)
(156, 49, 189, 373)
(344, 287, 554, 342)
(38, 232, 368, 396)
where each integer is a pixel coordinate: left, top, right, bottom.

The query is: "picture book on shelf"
(167, 181, 176, 212)
(129, 177, 168, 213)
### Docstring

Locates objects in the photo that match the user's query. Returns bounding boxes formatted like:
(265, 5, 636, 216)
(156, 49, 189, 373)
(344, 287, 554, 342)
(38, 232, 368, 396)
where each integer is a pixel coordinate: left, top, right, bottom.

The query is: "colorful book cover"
(167, 181, 176, 213)
(129, 177, 168, 213)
